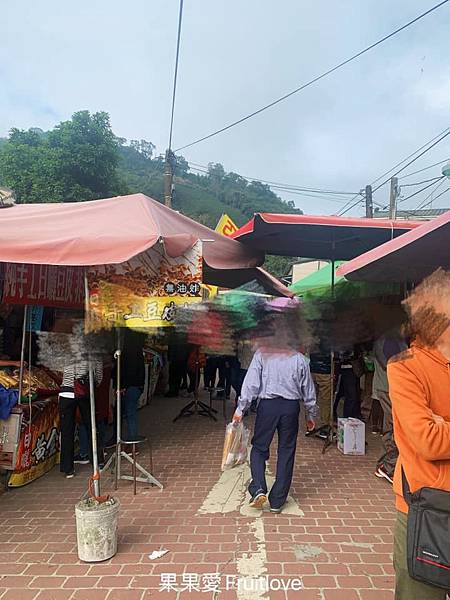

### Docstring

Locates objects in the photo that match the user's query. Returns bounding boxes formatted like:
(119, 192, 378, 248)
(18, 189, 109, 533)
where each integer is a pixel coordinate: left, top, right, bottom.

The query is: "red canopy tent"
(337, 210, 450, 283)
(0, 194, 290, 296)
(232, 213, 421, 260)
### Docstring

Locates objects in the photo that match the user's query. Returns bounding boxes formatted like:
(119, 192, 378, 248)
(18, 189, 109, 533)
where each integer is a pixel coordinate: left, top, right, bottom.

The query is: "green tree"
(0, 111, 122, 203)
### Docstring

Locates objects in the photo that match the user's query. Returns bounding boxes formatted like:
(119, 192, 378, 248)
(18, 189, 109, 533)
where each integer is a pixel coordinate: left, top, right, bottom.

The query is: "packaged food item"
(221, 421, 249, 471)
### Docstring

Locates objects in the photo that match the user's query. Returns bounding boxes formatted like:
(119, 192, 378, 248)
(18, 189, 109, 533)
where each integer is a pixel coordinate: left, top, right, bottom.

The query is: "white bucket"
(75, 497, 120, 562)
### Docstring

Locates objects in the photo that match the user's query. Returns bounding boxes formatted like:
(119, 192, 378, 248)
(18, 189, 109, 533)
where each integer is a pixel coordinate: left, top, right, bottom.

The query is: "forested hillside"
(0, 111, 300, 276)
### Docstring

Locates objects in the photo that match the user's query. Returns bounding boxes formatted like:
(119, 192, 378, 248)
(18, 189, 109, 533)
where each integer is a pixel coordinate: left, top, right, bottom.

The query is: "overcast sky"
(1, 0, 450, 215)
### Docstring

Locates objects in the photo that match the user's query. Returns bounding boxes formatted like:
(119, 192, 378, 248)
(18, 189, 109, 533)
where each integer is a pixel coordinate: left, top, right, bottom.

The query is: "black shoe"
(65, 471, 75, 479)
(104, 439, 116, 450)
(74, 454, 89, 465)
(269, 505, 284, 514)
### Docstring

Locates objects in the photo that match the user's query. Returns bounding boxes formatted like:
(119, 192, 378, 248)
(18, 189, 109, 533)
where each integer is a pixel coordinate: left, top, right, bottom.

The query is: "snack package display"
(221, 421, 249, 471)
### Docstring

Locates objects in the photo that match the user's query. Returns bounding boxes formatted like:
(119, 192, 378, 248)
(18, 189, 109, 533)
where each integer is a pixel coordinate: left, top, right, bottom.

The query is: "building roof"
(373, 208, 449, 219)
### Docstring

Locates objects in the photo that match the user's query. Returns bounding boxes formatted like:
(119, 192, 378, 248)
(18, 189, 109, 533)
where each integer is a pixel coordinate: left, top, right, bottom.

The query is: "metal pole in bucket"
(84, 271, 100, 498)
(114, 327, 122, 490)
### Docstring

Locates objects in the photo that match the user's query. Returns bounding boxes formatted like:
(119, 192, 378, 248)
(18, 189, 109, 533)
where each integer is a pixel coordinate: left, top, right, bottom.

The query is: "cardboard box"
(338, 418, 365, 455)
(0, 411, 22, 470)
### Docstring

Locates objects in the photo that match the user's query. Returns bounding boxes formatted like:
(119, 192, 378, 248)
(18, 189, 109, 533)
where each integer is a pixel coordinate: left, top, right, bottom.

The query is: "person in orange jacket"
(387, 269, 450, 600)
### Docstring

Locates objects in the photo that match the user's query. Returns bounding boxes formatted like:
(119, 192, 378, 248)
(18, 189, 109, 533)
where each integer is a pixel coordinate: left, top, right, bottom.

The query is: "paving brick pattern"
(0, 394, 396, 599)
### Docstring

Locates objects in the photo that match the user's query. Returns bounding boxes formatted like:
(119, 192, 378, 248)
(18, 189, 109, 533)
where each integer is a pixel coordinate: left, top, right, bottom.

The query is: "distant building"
(284, 260, 328, 286)
(373, 208, 449, 221)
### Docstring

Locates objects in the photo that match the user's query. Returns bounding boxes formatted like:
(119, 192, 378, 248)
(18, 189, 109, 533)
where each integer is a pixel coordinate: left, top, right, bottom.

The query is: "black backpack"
(402, 468, 450, 590)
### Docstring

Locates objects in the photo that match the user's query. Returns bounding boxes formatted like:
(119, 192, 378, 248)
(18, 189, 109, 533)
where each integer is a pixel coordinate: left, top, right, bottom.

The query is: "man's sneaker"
(249, 491, 267, 509)
(269, 505, 284, 514)
(65, 471, 75, 479)
(74, 454, 89, 465)
(375, 465, 394, 484)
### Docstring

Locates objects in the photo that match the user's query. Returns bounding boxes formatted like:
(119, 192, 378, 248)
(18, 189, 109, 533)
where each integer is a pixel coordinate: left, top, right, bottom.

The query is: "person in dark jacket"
(110, 329, 146, 442)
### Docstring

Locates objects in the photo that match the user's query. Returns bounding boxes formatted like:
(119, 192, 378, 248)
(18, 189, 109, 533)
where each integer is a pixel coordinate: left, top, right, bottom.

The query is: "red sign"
(2, 263, 84, 308)
(8, 396, 60, 488)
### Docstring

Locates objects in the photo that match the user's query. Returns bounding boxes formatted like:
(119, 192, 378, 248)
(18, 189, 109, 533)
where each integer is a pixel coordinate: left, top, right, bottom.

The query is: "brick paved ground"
(0, 393, 396, 600)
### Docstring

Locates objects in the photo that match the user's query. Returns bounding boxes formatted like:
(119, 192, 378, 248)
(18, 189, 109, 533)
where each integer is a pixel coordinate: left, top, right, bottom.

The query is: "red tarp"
(337, 210, 450, 283)
(233, 213, 421, 261)
(0, 194, 292, 296)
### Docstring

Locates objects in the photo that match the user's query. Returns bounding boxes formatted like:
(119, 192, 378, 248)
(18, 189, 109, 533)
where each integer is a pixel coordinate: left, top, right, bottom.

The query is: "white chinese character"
(37, 265, 48, 300)
(16, 264, 29, 299)
(74, 270, 84, 305)
(46, 266, 58, 302)
(21, 450, 31, 469)
(181, 573, 200, 593)
(46, 427, 59, 457)
(159, 573, 178, 592)
(64, 268, 74, 301)
(145, 301, 159, 320)
(4, 263, 17, 297)
(56, 268, 66, 301)
(202, 573, 221, 593)
(24, 432, 32, 449)
(32, 433, 47, 463)
(161, 301, 176, 322)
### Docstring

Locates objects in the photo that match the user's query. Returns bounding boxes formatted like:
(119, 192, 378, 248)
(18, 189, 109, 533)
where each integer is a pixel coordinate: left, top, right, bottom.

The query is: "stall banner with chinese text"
(8, 396, 60, 487)
(2, 263, 84, 309)
(87, 241, 203, 329)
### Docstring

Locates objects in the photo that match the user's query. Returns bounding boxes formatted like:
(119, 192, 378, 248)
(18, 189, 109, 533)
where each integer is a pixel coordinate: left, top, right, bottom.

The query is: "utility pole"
(389, 176, 399, 220)
(365, 184, 373, 218)
(164, 150, 174, 207)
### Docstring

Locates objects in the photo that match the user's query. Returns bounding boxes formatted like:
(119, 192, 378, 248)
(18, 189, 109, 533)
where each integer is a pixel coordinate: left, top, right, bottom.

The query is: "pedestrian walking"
(233, 346, 317, 513)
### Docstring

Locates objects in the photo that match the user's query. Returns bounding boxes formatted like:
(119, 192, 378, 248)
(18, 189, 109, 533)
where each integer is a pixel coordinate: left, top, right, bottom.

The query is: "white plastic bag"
(221, 421, 249, 471)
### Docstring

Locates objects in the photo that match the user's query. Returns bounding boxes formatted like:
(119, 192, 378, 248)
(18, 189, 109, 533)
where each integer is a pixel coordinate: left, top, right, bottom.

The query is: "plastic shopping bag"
(221, 421, 249, 471)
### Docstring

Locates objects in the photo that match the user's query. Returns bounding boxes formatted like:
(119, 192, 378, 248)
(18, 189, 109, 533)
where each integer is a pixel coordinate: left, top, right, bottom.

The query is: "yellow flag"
(201, 215, 239, 299)
(215, 213, 239, 237)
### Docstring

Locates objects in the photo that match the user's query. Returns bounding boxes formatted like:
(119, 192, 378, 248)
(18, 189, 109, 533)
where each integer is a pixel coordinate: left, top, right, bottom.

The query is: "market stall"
(232, 213, 421, 449)
(337, 210, 450, 283)
(0, 193, 285, 493)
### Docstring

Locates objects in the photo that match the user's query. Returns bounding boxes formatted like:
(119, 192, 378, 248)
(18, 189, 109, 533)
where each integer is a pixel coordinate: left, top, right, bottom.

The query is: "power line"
(418, 185, 450, 209)
(399, 158, 450, 179)
(168, 0, 184, 151)
(415, 178, 447, 210)
(370, 129, 449, 187)
(187, 162, 359, 196)
(372, 129, 450, 192)
(399, 177, 445, 204)
(174, 0, 450, 152)
(337, 127, 450, 215)
(398, 176, 443, 188)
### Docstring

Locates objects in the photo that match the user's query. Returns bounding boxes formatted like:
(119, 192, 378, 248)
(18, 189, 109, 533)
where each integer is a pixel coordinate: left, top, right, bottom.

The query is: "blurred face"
(406, 289, 450, 350)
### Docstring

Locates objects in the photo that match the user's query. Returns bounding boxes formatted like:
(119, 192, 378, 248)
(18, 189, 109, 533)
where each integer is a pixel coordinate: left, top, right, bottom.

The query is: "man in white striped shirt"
(59, 358, 103, 478)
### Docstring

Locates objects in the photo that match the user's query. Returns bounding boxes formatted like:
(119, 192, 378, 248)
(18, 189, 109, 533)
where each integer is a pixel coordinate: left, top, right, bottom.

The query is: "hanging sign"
(86, 241, 203, 330)
(2, 264, 84, 309)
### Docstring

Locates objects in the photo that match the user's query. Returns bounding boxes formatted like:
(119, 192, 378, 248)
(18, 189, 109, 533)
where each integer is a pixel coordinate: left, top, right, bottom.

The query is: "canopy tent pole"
(84, 272, 101, 498)
(323, 253, 339, 453)
(114, 328, 122, 490)
(18, 305, 28, 403)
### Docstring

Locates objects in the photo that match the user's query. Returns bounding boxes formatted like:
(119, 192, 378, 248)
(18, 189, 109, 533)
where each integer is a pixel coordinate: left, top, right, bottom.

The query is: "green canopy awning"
(289, 261, 399, 300)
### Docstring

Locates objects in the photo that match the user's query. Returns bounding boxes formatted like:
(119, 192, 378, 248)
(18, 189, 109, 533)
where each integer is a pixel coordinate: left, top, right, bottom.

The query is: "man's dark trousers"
(249, 398, 300, 509)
